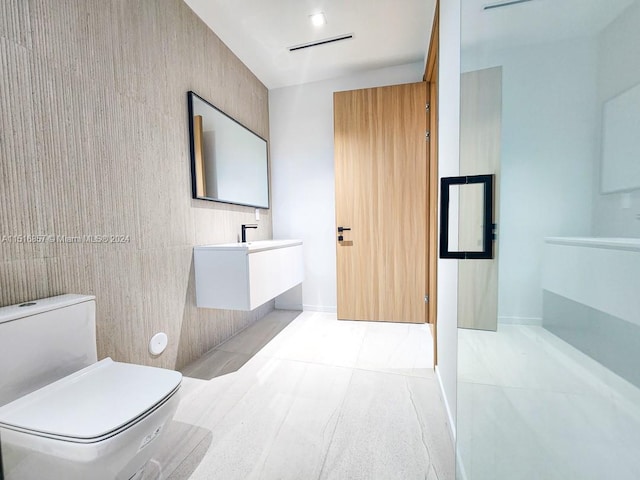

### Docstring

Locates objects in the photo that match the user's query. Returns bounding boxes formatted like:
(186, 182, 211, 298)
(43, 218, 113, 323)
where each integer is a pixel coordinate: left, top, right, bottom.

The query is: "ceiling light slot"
(288, 34, 354, 52)
(483, 0, 534, 11)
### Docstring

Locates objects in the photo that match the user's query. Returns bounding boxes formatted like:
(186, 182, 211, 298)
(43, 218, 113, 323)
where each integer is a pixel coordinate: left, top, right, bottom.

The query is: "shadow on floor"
(179, 309, 302, 380)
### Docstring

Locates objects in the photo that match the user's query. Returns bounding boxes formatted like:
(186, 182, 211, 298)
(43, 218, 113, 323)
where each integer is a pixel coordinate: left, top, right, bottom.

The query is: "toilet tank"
(0, 294, 97, 407)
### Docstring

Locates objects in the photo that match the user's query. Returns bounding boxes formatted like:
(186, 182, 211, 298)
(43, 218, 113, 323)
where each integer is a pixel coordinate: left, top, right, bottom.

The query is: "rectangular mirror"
(188, 91, 270, 208)
(440, 174, 495, 259)
(601, 82, 640, 193)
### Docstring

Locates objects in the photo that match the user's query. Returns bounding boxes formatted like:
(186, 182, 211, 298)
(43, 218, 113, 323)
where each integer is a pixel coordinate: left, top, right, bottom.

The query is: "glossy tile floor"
(152, 310, 454, 480)
(457, 325, 640, 480)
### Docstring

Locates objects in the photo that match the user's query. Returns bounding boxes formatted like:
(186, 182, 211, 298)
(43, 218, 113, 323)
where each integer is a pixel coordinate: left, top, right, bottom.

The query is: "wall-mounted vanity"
(194, 240, 303, 311)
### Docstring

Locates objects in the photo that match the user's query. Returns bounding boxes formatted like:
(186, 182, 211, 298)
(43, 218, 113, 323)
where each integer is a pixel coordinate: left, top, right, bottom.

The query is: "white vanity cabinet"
(194, 240, 304, 310)
(543, 237, 640, 325)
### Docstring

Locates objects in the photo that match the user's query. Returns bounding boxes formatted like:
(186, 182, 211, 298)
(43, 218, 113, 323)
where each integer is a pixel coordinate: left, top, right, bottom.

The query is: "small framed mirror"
(440, 174, 495, 259)
(601, 83, 640, 193)
(187, 91, 270, 208)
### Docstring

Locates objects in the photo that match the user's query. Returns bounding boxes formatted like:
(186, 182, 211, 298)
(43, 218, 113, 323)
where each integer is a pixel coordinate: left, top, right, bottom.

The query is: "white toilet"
(0, 294, 182, 480)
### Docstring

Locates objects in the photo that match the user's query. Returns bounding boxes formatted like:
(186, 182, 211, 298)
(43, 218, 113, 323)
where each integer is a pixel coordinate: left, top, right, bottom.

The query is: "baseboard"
(456, 448, 469, 480)
(435, 366, 456, 443)
(498, 315, 542, 326)
(275, 302, 303, 311)
(303, 304, 337, 313)
(435, 366, 467, 480)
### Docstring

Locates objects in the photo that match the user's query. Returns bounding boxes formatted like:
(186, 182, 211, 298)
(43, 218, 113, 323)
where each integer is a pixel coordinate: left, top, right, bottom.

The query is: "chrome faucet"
(241, 224, 258, 243)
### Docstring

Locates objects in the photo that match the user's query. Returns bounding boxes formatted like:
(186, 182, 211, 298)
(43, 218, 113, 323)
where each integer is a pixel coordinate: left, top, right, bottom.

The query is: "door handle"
(337, 227, 351, 233)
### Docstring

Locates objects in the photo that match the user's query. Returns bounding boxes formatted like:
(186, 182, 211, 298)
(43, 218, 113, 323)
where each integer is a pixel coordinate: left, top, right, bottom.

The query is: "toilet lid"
(0, 358, 181, 442)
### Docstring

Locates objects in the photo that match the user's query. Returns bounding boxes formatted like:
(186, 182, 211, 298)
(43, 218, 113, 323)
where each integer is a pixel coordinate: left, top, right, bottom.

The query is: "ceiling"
(462, 0, 635, 50)
(184, 0, 436, 90)
(183, 0, 635, 89)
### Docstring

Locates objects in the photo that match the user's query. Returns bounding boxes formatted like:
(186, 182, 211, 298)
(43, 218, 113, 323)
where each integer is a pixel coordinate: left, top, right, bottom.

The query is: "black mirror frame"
(187, 91, 270, 209)
(440, 174, 495, 259)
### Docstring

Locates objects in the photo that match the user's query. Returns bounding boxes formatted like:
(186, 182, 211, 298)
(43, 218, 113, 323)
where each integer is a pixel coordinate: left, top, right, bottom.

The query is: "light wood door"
(334, 82, 428, 323)
(458, 67, 502, 331)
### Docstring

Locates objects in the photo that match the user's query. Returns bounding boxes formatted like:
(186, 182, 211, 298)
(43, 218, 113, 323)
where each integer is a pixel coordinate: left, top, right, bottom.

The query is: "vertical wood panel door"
(334, 82, 428, 323)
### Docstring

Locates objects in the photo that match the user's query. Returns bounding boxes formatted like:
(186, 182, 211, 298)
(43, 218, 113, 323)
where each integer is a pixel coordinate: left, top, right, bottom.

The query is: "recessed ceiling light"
(309, 12, 327, 27)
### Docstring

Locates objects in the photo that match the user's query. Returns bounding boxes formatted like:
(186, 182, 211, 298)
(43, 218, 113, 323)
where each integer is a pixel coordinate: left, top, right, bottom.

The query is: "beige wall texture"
(0, 0, 273, 370)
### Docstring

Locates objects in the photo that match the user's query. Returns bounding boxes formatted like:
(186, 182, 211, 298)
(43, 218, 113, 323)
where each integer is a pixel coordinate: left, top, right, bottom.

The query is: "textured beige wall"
(0, 0, 273, 370)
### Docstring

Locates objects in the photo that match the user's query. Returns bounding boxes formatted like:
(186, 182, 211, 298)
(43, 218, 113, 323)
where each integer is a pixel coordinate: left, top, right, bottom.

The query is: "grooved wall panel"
(0, 0, 273, 370)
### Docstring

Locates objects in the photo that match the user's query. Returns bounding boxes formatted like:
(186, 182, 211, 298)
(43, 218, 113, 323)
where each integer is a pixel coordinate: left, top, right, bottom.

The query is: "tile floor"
(457, 325, 640, 480)
(152, 310, 455, 480)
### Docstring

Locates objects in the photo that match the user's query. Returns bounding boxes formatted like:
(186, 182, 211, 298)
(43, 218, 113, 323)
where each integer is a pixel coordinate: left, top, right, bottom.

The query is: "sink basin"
(194, 239, 302, 253)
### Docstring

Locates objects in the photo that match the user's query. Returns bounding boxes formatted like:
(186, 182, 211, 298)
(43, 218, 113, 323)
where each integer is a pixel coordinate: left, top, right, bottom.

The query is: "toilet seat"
(0, 358, 181, 443)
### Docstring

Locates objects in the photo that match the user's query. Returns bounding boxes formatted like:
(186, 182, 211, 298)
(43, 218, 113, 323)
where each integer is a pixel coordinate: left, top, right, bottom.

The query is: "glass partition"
(457, 0, 640, 478)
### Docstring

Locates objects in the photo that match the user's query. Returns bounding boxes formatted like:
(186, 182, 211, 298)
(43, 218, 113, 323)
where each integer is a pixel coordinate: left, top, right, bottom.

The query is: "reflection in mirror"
(601, 82, 640, 193)
(188, 91, 269, 208)
(458, 183, 485, 252)
(457, 67, 502, 333)
(447, 184, 460, 251)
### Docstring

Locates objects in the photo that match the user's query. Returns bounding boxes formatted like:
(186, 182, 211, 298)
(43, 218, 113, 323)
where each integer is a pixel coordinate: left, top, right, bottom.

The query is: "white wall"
(269, 63, 424, 311)
(462, 37, 599, 324)
(437, 0, 461, 434)
(593, 0, 640, 238)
